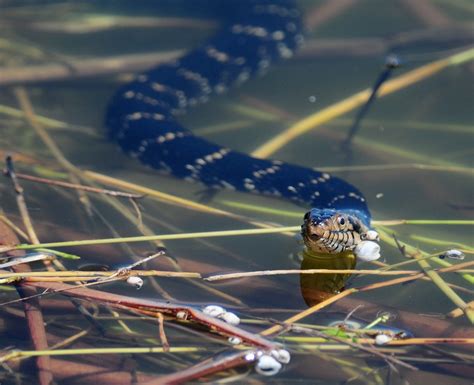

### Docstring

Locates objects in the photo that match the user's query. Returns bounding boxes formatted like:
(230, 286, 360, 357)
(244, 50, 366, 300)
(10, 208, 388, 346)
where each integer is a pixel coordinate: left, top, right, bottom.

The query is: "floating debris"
(203, 305, 226, 318)
(439, 249, 465, 260)
(228, 336, 242, 345)
(203, 305, 240, 325)
(126, 276, 143, 289)
(255, 354, 282, 376)
(271, 349, 291, 364)
(375, 334, 393, 345)
(220, 311, 240, 325)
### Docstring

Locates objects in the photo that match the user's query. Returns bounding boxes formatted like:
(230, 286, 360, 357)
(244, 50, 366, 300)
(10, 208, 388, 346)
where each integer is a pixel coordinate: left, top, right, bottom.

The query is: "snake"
(106, 0, 379, 255)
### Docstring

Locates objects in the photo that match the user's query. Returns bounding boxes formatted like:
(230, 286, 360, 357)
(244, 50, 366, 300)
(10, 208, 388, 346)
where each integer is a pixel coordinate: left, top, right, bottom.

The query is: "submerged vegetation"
(0, 1, 473, 384)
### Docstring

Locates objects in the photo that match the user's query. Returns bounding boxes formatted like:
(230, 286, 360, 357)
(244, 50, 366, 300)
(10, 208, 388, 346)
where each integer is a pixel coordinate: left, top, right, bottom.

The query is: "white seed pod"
(271, 349, 291, 364)
(228, 336, 242, 345)
(255, 354, 282, 376)
(375, 334, 393, 345)
(176, 311, 188, 320)
(202, 305, 226, 318)
(440, 249, 465, 260)
(126, 276, 143, 289)
(354, 241, 381, 262)
(219, 311, 240, 325)
(365, 230, 380, 241)
(245, 352, 257, 362)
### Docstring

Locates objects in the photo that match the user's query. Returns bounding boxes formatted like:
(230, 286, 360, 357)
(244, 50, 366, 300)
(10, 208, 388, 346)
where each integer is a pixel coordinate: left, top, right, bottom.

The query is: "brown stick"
(4, 273, 278, 351)
(0, 222, 53, 385)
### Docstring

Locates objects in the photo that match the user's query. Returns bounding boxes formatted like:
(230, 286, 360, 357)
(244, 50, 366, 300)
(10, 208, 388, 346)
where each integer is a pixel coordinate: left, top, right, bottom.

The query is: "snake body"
(106, 1, 374, 253)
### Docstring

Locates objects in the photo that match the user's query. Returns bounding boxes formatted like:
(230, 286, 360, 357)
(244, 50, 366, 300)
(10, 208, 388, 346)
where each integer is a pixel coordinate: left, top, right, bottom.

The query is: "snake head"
(301, 208, 378, 255)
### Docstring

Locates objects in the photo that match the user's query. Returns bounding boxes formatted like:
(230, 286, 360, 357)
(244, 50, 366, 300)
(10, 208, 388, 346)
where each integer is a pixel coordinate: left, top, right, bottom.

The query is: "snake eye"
(338, 217, 345, 226)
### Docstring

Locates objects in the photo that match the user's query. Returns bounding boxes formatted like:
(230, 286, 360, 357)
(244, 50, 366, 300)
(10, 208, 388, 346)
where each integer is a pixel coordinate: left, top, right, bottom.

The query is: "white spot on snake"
(206, 46, 229, 62)
(125, 112, 166, 122)
(287, 186, 297, 193)
(272, 31, 285, 40)
(232, 24, 269, 38)
(244, 183, 256, 191)
(277, 43, 293, 58)
(151, 82, 166, 92)
(128, 112, 144, 120)
(165, 132, 175, 141)
(178, 68, 211, 95)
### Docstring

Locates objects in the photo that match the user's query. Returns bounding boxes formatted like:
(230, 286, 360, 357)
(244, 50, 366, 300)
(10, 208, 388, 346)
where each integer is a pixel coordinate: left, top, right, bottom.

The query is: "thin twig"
(11, 171, 145, 199)
(0, 226, 301, 253)
(205, 269, 421, 281)
(156, 313, 170, 352)
(4, 156, 40, 244)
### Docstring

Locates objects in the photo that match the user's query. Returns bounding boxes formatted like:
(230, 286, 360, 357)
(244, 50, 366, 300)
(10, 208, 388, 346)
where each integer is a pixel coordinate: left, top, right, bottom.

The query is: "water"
(0, 1, 473, 384)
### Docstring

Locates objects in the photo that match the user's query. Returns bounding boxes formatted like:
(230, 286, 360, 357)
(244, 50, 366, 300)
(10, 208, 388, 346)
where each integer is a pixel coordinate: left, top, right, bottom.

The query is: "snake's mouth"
(301, 209, 377, 255)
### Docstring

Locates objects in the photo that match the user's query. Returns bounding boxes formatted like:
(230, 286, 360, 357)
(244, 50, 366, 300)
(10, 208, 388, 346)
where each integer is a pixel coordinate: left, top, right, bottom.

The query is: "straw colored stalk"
(0, 226, 301, 253)
(0, 347, 201, 363)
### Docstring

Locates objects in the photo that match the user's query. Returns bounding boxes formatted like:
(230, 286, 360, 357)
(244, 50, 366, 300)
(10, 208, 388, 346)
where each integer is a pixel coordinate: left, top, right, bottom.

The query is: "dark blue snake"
(106, 0, 375, 254)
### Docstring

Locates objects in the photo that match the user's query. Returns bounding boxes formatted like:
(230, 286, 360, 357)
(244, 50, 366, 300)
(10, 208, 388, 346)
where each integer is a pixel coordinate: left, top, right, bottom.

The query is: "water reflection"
(300, 249, 355, 307)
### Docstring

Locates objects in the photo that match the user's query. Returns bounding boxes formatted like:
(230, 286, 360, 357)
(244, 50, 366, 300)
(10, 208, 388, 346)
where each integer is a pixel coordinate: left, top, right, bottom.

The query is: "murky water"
(0, 1, 473, 384)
